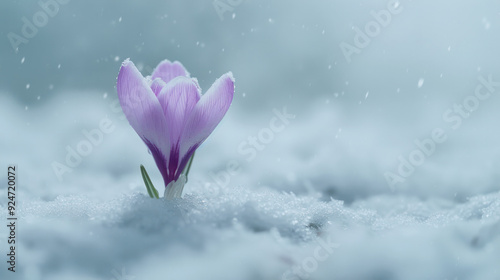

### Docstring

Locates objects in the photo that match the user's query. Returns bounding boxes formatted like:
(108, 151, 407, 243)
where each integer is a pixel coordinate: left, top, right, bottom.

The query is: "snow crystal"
(417, 78, 424, 88)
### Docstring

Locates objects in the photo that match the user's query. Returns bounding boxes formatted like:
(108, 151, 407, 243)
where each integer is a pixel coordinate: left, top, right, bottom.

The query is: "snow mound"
(1, 186, 499, 279)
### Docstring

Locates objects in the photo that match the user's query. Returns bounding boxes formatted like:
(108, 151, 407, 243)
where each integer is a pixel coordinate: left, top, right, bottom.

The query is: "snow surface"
(1, 91, 500, 280)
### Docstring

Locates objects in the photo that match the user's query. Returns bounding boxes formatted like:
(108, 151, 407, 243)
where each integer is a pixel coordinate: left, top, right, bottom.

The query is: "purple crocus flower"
(117, 59, 234, 198)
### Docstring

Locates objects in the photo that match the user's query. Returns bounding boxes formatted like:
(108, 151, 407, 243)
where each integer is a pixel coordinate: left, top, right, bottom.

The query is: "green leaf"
(181, 151, 195, 183)
(140, 165, 159, 199)
(152, 184, 159, 199)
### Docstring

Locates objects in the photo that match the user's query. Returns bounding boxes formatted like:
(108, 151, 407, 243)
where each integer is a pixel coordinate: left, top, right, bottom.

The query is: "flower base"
(164, 175, 187, 199)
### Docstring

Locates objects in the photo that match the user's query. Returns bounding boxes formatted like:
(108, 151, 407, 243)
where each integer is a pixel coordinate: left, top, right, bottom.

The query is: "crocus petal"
(158, 76, 201, 144)
(151, 59, 190, 84)
(150, 78, 166, 96)
(157, 77, 201, 176)
(179, 72, 234, 163)
(117, 59, 171, 182)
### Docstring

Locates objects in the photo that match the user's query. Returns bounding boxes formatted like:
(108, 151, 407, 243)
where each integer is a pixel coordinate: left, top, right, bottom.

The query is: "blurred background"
(1, 0, 500, 204)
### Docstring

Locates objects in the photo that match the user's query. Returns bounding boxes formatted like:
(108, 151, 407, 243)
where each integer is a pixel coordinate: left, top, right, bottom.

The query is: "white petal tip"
(159, 58, 173, 64)
(121, 58, 132, 67)
(225, 71, 235, 83)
